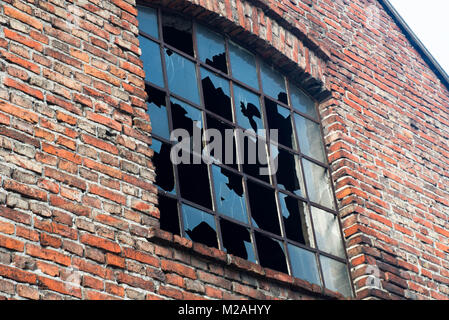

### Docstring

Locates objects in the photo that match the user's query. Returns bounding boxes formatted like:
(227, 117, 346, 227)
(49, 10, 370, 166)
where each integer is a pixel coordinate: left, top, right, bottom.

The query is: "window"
(137, 5, 353, 297)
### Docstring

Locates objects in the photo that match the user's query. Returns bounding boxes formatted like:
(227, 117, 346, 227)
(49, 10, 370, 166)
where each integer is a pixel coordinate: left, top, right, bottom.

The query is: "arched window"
(137, 5, 353, 297)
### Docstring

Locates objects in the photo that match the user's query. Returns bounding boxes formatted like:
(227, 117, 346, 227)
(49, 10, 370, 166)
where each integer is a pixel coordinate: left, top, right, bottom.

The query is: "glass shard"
(182, 204, 218, 248)
(145, 85, 169, 139)
(139, 36, 164, 87)
(137, 6, 159, 39)
(290, 85, 317, 119)
(212, 165, 248, 223)
(279, 193, 313, 246)
(162, 13, 194, 56)
(201, 68, 233, 121)
(311, 207, 345, 258)
(165, 49, 200, 104)
(295, 114, 326, 163)
(255, 232, 288, 274)
(151, 138, 176, 194)
(320, 256, 352, 297)
(247, 180, 280, 235)
(229, 41, 259, 89)
(197, 25, 227, 73)
(265, 98, 296, 150)
(302, 159, 335, 210)
(261, 63, 288, 104)
(288, 244, 321, 285)
(158, 195, 180, 235)
(233, 84, 264, 136)
(220, 219, 255, 262)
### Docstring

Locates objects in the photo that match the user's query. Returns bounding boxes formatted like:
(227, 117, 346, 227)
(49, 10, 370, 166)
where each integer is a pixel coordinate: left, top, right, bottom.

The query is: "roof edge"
(378, 0, 449, 90)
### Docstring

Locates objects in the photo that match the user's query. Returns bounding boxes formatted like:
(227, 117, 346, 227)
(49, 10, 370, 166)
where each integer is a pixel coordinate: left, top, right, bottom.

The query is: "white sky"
(389, 0, 449, 75)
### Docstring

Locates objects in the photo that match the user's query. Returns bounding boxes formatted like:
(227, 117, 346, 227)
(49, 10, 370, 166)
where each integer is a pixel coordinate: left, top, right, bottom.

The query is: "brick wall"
(0, 0, 448, 300)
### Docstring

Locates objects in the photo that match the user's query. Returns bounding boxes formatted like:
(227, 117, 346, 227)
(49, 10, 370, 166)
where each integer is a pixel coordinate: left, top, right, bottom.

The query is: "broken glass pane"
(151, 138, 176, 194)
(255, 232, 288, 274)
(201, 68, 233, 121)
(171, 97, 202, 136)
(288, 244, 321, 285)
(265, 98, 296, 150)
(247, 180, 280, 236)
(290, 85, 317, 119)
(137, 6, 159, 39)
(139, 35, 164, 87)
(158, 195, 180, 235)
(177, 162, 213, 210)
(229, 41, 258, 89)
(146, 85, 169, 139)
(279, 192, 313, 246)
(205, 114, 238, 170)
(311, 207, 345, 258)
(295, 114, 326, 163)
(320, 256, 352, 297)
(261, 63, 288, 104)
(165, 49, 200, 104)
(182, 204, 218, 248)
(240, 135, 271, 183)
(220, 219, 255, 262)
(233, 84, 264, 136)
(212, 165, 248, 224)
(271, 146, 305, 197)
(197, 24, 227, 73)
(162, 13, 194, 56)
(302, 159, 335, 210)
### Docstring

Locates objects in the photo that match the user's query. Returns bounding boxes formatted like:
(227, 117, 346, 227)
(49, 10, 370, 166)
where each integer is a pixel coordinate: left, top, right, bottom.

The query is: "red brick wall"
(0, 0, 448, 300)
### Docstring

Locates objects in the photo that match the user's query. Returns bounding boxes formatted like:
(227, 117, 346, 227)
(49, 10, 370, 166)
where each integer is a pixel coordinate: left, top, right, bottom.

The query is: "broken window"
(138, 5, 352, 297)
(201, 68, 233, 121)
(158, 195, 180, 235)
(197, 25, 227, 74)
(145, 85, 170, 139)
(255, 232, 288, 274)
(220, 219, 255, 262)
(182, 204, 218, 248)
(162, 13, 194, 56)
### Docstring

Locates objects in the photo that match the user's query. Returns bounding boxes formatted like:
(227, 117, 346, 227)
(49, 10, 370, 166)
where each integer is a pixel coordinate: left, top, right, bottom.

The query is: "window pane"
(288, 245, 321, 285)
(146, 85, 169, 139)
(165, 49, 200, 104)
(139, 36, 164, 87)
(212, 165, 248, 223)
(247, 180, 280, 236)
(271, 146, 305, 197)
(255, 232, 288, 274)
(158, 195, 180, 235)
(295, 114, 326, 163)
(220, 219, 255, 262)
(261, 64, 288, 104)
(265, 98, 296, 150)
(205, 115, 238, 170)
(320, 256, 352, 297)
(171, 97, 202, 136)
(311, 207, 345, 258)
(240, 135, 271, 183)
(137, 6, 158, 39)
(290, 85, 317, 119)
(201, 68, 232, 121)
(302, 159, 335, 210)
(177, 163, 213, 210)
(151, 139, 176, 194)
(162, 13, 194, 56)
(182, 204, 218, 248)
(229, 41, 258, 89)
(197, 25, 227, 73)
(233, 84, 264, 136)
(279, 193, 313, 246)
